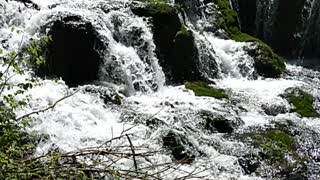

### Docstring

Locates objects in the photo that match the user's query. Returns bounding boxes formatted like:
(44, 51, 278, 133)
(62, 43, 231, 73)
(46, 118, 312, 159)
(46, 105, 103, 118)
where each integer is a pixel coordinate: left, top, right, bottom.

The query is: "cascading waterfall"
(1, 0, 320, 179)
(232, 0, 320, 61)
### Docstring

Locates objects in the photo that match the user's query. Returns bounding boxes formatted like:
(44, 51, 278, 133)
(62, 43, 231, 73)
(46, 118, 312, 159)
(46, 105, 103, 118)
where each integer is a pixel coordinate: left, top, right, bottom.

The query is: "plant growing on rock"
(185, 81, 228, 99)
(283, 88, 320, 117)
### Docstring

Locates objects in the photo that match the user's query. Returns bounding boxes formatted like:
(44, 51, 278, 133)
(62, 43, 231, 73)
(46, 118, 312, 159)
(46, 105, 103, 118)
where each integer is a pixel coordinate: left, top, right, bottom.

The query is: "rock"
(232, 121, 320, 179)
(169, 28, 203, 82)
(146, 118, 165, 129)
(238, 154, 260, 174)
(245, 43, 286, 78)
(261, 103, 288, 116)
(45, 15, 105, 87)
(83, 85, 122, 105)
(281, 87, 320, 117)
(199, 110, 242, 133)
(162, 131, 195, 163)
(131, 3, 206, 83)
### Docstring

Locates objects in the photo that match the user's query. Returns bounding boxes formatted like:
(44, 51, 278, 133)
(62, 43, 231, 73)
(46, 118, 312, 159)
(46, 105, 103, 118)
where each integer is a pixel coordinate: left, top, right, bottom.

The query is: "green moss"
(175, 26, 190, 38)
(135, 2, 176, 16)
(254, 130, 298, 170)
(212, 0, 240, 37)
(288, 89, 320, 117)
(185, 82, 228, 99)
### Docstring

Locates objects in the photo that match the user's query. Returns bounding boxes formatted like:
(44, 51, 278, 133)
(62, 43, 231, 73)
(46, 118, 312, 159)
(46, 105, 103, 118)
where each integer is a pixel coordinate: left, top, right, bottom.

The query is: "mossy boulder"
(282, 88, 320, 118)
(234, 121, 313, 179)
(212, 0, 286, 78)
(245, 42, 286, 78)
(185, 81, 228, 99)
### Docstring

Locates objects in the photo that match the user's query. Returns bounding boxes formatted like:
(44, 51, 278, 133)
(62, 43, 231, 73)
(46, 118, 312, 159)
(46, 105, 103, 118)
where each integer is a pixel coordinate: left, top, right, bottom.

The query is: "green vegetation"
(25, 36, 51, 69)
(253, 129, 303, 172)
(175, 26, 191, 39)
(134, 2, 176, 16)
(212, 0, 240, 37)
(212, 0, 285, 77)
(185, 82, 228, 99)
(287, 89, 320, 117)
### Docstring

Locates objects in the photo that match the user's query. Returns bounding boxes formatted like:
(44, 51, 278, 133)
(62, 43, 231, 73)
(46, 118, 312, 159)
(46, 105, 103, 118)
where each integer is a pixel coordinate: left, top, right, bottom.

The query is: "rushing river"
(1, 0, 319, 179)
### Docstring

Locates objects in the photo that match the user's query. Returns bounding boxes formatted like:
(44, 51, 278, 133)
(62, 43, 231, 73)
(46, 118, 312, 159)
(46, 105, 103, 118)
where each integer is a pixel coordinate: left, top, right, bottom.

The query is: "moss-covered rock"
(234, 121, 311, 179)
(185, 81, 228, 99)
(282, 88, 320, 117)
(246, 42, 286, 78)
(212, 0, 286, 78)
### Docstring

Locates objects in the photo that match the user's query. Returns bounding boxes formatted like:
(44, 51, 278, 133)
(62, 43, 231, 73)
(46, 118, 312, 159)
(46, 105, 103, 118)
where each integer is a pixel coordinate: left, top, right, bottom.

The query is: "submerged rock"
(199, 110, 243, 133)
(45, 15, 105, 87)
(261, 103, 289, 116)
(162, 131, 195, 163)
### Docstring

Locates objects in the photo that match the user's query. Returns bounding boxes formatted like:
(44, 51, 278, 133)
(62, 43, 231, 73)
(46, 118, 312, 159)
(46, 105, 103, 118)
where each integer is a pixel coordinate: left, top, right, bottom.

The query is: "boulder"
(45, 15, 105, 87)
(232, 121, 320, 179)
(281, 87, 320, 117)
(199, 110, 242, 133)
(131, 3, 206, 83)
(245, 43, 286, 78)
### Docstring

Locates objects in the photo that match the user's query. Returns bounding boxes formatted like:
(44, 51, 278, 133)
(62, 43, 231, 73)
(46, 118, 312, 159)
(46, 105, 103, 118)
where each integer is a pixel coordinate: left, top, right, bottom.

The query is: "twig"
(16, 89, 80, 121)
(126, 134, 138, 173)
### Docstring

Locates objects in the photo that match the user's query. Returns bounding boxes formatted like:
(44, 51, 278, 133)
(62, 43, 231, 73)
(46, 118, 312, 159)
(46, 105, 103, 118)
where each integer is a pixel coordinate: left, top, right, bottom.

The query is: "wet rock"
(261, 103, 288, 116)
(131, 3, 207, 83)
(162, 131, 195, 163)
(169, 28, 203, 83)
(281, 87, 320, 117)
(244, 43, 286, 78)
(232, 120, 320, 179)
(45, 15, 105, 87)
(238, 154, 260, 174)
(145, 118, 165, 129)
(199, 110, 242, 133)
(83, 85, 121, 105)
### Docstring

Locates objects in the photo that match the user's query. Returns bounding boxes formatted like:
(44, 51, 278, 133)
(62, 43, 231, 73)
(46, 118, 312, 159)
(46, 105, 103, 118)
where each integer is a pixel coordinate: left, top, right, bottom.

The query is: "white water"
(1, 0, 320, 179)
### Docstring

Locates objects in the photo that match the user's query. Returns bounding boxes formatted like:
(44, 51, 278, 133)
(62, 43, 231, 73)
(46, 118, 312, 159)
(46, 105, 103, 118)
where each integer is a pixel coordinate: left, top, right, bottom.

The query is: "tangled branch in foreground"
(1, 130, 208, 179)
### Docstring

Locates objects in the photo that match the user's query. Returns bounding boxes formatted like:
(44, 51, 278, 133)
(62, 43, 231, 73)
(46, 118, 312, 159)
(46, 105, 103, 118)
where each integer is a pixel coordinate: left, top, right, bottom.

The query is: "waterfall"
(232, 0, 320, 62)
(1, 0, 320, 179)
